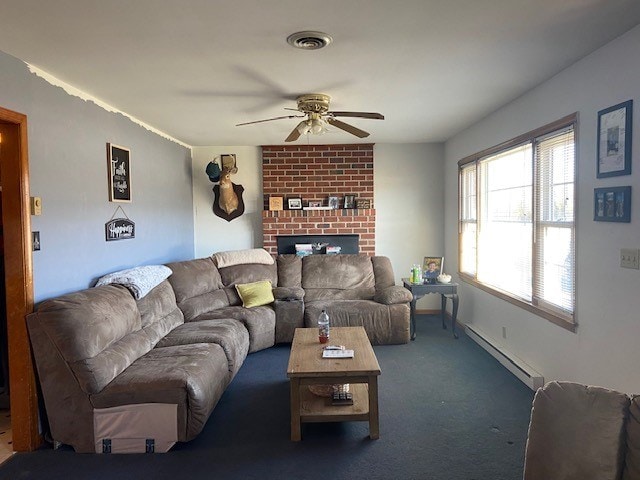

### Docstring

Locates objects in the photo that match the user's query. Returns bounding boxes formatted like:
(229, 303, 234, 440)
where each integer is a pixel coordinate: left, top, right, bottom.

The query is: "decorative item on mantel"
(269, 196, 284, 211)
(356, 198, 371, 209)
(343, 194, 355, 209)
(208, 154, 245, 222)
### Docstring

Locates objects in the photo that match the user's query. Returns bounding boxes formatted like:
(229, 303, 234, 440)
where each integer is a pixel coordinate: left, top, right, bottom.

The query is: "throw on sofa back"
(302, 254, 376, 301)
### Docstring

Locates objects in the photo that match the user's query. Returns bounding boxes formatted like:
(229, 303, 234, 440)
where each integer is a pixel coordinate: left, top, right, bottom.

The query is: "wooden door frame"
(0, 106, 40, 451)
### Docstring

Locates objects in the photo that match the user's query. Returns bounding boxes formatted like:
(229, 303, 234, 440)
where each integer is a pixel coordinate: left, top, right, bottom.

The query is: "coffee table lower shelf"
(299, 383, 369, 422)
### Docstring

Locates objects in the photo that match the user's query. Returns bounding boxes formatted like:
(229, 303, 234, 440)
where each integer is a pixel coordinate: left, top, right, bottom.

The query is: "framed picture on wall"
(594, 186, 631, 222)
(107, 143, 132, 202)
(327, 196, 339, 209)
(597, 100, 632, 178)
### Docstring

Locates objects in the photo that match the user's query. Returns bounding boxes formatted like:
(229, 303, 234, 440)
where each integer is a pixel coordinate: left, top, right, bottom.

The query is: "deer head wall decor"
(208, 154, 245, 222)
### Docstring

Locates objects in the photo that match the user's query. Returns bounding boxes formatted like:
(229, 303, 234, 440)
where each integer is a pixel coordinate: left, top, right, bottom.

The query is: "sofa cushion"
(191, 306, 275, 353)
(35, 284, 141, 362)
(523, 381, 630, 480)
(623, 395, 640, 480)
(157, 318, 250, 378)
(276, 255, 302, 287)
(166, 257, 231, 321)
(91, 343, 229, 442)
(305, 300, 409, 345)
(166, 257, 224, 304)
(136, 280, 184, 347)
(374, 285, 413, 305)
(302, 254, 376, 301)
(218, 263, 278, 289)
(34, 285, 153, 394)
(235, 280, 275, 308)
(372, 256, 396, 290)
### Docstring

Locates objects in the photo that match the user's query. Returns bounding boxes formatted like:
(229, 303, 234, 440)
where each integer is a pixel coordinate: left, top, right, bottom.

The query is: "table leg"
(451, 293, 459, 339)
(440, 294, 447, 331)
(410, 297, 417, 340)
(368, 376, 380, 440)
(290, 378, 301, 441)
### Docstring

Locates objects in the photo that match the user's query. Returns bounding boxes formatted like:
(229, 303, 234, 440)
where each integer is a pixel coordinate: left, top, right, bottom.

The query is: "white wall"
(192, 146, 263, 257)
(0, 50, 194, 302)
(375, 143, 444, 309)
(444, 25, 640, 393)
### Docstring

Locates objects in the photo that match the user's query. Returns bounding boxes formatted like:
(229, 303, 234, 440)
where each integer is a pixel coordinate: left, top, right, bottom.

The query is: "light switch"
(620, 248, 639, 269)
(32, 231, 41, 251)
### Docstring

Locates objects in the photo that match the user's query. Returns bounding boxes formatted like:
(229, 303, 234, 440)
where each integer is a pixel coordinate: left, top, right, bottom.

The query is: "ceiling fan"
(235, 93, 384, 142)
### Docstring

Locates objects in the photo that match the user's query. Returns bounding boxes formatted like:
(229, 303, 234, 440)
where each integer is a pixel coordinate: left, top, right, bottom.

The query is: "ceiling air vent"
(287, 31, 333, 50)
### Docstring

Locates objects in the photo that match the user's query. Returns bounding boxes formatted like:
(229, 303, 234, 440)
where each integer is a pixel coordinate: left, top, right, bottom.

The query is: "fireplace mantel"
(262, 208, 375, 255)
(261, 144, 376, 255)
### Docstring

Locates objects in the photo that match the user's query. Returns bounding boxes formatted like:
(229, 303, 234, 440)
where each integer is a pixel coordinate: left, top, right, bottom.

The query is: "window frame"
(457, 113, 578, 332)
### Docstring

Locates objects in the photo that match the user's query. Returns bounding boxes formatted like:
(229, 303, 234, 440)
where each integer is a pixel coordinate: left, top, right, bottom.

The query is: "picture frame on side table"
(597, 100, 632, 178)
(423, 256, 444, 284)
(287, 197, 302, 210)
(107, 143, 131, 202)
(328, 196, 339, 209)
(594, 186, 631, 222)
(308, 200, 322, 208)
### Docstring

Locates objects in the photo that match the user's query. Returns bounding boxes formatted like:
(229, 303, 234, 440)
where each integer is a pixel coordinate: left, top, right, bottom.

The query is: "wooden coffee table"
(287, 326, 381, 441)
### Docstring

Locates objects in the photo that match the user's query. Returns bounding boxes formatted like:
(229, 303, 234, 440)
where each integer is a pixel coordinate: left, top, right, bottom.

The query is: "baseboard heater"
(464, 324, 544, 391)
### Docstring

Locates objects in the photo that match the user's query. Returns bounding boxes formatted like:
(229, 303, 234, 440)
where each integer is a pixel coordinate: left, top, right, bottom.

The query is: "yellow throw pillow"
(235, 280, 274, 308)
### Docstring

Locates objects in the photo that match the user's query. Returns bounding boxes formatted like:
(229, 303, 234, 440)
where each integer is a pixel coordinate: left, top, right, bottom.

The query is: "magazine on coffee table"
(322, 349, 354, 358)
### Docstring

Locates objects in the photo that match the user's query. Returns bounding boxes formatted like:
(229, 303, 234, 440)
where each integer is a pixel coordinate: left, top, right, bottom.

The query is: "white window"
(458, 115, 576, 330)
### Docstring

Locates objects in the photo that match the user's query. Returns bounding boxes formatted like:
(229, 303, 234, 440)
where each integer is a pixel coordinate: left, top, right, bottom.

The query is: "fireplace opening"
(276, 234, 359, 255)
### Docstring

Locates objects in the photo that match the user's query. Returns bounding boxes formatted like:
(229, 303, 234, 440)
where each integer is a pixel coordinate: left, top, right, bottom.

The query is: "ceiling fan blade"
(326, 118, 370, 138)
(285, 126, 302, 142)
(329, 111, 384, 120)
(236, 114, 303, 126)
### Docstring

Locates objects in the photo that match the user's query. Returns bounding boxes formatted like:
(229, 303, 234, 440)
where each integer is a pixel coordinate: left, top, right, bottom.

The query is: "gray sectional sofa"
(27, 251, 411, 453)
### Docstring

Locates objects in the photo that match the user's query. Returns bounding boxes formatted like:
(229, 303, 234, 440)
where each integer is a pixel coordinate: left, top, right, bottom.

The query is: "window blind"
(533, 128, 575, 315)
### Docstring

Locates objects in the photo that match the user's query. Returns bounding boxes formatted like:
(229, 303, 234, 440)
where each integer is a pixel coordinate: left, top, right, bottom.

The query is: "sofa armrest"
(374, 285, 412, 305)
(273, 286, 305, 301)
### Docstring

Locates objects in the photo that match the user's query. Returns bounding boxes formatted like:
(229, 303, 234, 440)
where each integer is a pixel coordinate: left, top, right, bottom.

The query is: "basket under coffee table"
(287, 326, 381, 441)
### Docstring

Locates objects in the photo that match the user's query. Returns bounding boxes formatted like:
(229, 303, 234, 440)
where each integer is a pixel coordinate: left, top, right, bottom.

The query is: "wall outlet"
(620, 248, 639, 269)
(502, 326, 507, 339)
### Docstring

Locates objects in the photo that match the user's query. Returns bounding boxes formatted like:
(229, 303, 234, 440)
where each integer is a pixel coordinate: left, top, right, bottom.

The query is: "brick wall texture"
(261, 144, 375, 255)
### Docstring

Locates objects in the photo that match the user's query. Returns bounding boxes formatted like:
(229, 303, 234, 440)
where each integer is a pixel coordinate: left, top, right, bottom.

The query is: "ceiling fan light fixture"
(287, 31, 333, 50)
(310, 117, 325, 135)
(296, 120, 312, 135)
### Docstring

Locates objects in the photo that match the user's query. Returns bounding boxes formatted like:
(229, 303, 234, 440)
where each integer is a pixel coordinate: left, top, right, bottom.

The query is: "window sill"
(458, 273, 577, 333)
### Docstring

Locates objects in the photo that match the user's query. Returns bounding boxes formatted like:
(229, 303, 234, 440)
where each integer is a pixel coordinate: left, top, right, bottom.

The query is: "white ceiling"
(1, 1, 640, 147)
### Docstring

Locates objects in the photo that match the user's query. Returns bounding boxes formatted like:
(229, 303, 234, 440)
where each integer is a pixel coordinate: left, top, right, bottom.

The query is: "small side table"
(402, 279, 459, 340)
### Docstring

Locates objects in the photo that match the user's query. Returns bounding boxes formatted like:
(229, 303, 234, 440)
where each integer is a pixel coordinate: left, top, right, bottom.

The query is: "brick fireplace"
(261, 144, 375, 255)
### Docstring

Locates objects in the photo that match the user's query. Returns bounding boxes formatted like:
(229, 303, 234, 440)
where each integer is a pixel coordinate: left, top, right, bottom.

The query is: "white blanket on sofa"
(95, 265, 172, 299)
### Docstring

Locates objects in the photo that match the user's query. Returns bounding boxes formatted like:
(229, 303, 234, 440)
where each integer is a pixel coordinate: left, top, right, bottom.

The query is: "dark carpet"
(0, 316, 534, 480)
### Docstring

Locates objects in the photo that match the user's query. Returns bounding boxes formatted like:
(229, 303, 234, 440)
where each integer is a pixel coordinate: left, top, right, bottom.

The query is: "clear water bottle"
(318, 309, 330, 344)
